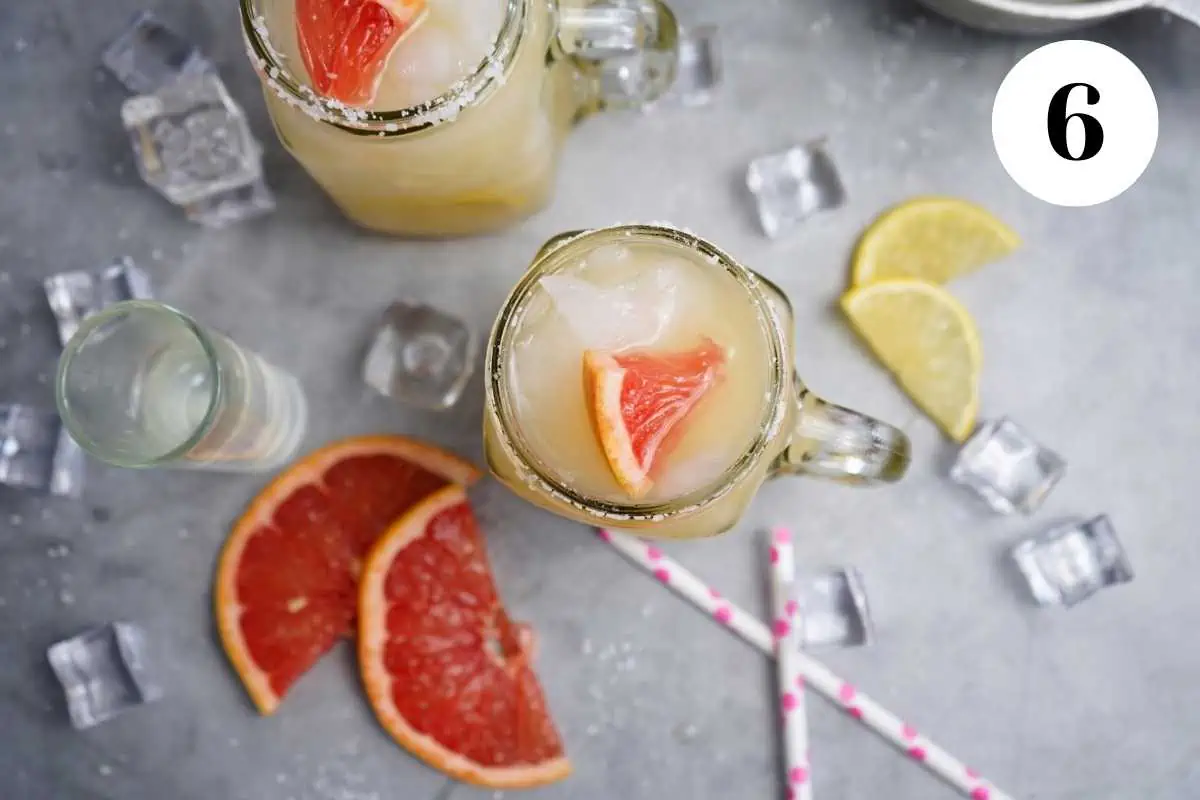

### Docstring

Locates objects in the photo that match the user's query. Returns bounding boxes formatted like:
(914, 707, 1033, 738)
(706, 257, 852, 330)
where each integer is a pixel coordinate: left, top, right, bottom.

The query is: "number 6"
(1047, 82, 1104, 161)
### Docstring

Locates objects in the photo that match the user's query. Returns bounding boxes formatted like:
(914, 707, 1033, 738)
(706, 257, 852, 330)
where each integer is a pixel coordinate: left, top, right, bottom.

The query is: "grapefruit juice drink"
(241, 0, 680, 236)
(505, 237, 773, 506)
(484, 226, 914, 539)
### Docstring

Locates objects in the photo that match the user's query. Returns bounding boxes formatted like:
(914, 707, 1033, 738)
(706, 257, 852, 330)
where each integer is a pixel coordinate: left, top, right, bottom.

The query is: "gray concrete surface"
(2, 1, 1199, 798)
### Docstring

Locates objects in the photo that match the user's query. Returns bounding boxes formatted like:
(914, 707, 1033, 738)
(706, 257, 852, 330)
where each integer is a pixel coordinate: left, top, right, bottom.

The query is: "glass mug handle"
(553, 0, 681, 112)
(749, 273, 911, 485)
(773, 387, 912, 484)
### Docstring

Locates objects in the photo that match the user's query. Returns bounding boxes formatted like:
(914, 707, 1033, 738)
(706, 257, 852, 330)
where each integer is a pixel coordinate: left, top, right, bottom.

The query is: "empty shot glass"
(950, 417, 1066, 514)
(48, 622, 163, 729)
(56, 301, 307, 472)
(1012, 515, 1133, 608)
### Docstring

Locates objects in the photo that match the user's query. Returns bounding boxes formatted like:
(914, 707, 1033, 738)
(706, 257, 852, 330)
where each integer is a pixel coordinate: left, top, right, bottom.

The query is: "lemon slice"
(851, 196, 1020, 286)
(841, 279, 981, 441)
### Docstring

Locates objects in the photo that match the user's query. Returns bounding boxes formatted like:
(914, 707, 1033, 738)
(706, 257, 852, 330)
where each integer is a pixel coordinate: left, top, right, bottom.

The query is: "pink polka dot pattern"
(769, 545, 779, 564)
(593, 525, 1014, 800)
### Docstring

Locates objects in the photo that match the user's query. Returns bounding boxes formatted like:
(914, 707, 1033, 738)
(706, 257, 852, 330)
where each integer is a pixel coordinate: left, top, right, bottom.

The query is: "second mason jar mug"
(483, 224, 913, 540)
(240, 0, 680, 236)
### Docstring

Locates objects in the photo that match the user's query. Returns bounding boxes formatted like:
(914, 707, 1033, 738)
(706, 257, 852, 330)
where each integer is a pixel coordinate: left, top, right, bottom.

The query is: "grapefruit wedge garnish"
(359, 485, 570, 788)
(584, 338, 725, 500)
(215, 435, 480, 714)
(295, 0, 426, 106)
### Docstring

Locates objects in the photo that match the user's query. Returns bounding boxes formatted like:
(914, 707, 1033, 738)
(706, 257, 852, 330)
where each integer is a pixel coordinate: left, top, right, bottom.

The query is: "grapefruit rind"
(583, 351, 654, 499)
(358, 485, 572, 789)
(583, 342, 724, 501)
(215, 435, 481, 715)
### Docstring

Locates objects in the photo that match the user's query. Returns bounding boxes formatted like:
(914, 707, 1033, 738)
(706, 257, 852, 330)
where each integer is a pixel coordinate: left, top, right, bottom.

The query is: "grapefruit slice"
(584, 338, 725, 500)
(215, 435, 480, 715)
(359, 485, 570, 788)
(295, 0, 426, 106)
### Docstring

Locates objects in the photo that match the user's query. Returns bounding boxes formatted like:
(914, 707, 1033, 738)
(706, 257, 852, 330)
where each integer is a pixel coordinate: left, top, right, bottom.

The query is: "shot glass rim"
(484, 223, 791, 523)
(55, 300, 223, 469)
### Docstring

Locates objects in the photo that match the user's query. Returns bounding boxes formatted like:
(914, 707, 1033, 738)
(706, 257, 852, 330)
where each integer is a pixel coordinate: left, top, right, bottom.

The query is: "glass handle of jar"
(555, 0, 681, 112)
(773, 382, 912, 485)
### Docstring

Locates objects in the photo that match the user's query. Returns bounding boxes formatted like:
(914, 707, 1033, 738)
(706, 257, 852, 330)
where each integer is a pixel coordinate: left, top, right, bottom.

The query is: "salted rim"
(484, 223, 791, 525)
(238, 0, 526, 136)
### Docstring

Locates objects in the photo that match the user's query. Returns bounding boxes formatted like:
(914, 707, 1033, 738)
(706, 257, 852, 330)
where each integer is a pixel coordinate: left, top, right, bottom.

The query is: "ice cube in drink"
(505, 239, 773, 505)
(368, 0, 506, 111)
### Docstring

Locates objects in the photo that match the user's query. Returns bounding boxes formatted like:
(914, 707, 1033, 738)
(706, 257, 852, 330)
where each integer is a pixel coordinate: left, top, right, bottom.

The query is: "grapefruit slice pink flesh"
(358, 485, 571, 788)
(584, 338, 726, 499)
(295, 0, 426, 106)
(214, 435, 480, 714)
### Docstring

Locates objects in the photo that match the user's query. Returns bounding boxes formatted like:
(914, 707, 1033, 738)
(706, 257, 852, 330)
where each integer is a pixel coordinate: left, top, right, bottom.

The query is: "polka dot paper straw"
(768, 528, 813, 800)
(597, 528, 1013, 800)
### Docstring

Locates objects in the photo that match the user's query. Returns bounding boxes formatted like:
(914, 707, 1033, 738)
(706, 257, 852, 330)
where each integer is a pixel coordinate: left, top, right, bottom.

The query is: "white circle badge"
(992, 40, 1158, 207)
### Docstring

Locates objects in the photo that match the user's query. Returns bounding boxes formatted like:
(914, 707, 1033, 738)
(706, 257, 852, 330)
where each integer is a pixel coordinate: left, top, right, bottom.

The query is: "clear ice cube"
(44, 257, 154, 346)
(538, 254, 691, 351)
(950, 418, 1066, 515)
(646, 26, 720, 109)
(539, 274, 673, 351)
(792, 567, 873, 648)
(0, 405, 85, 498)
(1012, 515, 1133, 607)
(47, 622, 163, 729)
(184, 178, 276, 228)
(746, 141, 846, 238)
(101, 11, 214, 95)
(362, 301, 476, 411)
(121, 73, 263, 207)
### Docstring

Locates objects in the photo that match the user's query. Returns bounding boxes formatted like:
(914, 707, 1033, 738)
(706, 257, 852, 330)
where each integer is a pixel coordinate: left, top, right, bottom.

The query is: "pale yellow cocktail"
(484, 226, 913, 539)
(240, 0, 679, 236)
